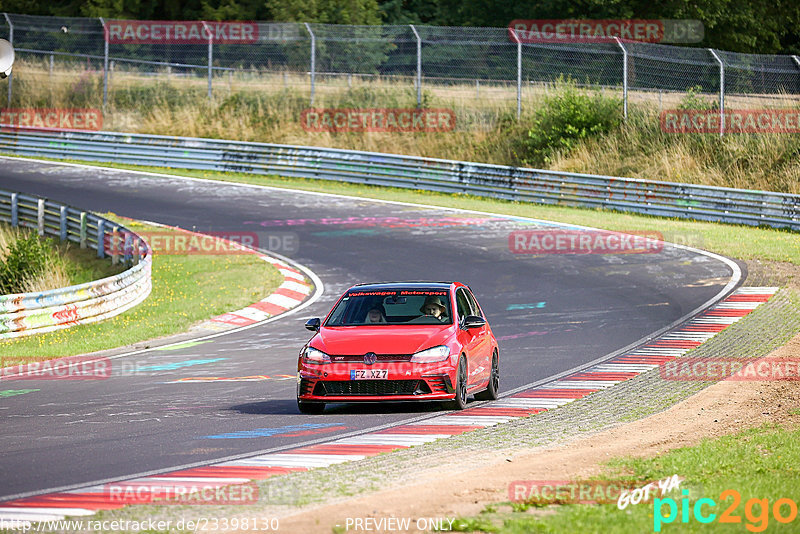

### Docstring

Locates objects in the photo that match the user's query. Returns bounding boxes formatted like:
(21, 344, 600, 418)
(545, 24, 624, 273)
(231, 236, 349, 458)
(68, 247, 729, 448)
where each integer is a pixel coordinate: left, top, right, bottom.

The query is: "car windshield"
(325, 289, 453, 326)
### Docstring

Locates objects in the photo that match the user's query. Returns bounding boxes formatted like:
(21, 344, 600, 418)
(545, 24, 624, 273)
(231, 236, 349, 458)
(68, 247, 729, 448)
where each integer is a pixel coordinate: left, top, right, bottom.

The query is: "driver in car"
(365, 307, 387, 323)
(420, 296, 448, 322)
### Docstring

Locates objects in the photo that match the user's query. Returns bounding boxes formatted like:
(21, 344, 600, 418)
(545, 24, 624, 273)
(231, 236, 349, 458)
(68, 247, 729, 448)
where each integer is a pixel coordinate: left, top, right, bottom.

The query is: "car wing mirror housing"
(462, 315, 486, 329)
(305, 318, 321, 332)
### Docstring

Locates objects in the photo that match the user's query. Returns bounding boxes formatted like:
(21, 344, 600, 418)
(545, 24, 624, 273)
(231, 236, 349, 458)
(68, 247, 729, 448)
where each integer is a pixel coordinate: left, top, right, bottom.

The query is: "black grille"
(299, 378, 315, 395)
(329, 354, 412, 362)
(313, 380, 432, 396)
(425, 375, 452, 393)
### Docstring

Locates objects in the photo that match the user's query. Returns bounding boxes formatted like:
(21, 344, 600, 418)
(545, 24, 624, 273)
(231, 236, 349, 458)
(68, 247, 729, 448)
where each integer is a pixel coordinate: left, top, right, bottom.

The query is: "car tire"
(475, 352, 499, 401)
(444, 356, 468, 410)
(297, 400, 325, 414)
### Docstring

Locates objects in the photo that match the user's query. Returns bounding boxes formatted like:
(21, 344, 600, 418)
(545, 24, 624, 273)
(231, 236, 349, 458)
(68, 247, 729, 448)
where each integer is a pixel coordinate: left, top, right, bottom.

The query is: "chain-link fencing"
(1, 13, 800, 134)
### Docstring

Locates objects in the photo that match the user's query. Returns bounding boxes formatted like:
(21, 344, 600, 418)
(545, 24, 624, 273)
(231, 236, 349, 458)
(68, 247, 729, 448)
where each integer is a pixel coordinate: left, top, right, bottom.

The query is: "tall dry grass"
(0, 225, 84, 294)
(6, 58, 800, 193)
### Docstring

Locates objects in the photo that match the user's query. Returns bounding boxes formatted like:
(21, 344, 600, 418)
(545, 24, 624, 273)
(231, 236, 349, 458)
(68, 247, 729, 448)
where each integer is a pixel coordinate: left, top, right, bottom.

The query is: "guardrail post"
(10, 192, 18, 227)
(37, 198, 45, 236)
(201, 21, 213, 99)
(97, 219, 105, 258)
(410, 25, 422, 108)
(59, 205, 67, 241)
(304, 23, 316, 106)
(99, 17, 109, 111)
(132, 237, 140, 265)
(709, 48, 725, 136)
(3, 13, 13, 106)
(111, 225, 119, 265)
(614, 37, 628, 120)
(123, 231, 132, 264)
(79, 211, 87, 248)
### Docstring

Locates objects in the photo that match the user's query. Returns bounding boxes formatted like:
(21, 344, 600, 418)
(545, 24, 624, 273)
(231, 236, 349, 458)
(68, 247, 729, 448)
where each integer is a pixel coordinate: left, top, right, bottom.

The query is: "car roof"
(350, 281, 457, 291)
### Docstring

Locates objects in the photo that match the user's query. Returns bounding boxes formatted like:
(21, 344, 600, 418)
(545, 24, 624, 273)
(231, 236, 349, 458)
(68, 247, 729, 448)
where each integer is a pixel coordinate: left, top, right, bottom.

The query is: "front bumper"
(297, 361, 455, 402)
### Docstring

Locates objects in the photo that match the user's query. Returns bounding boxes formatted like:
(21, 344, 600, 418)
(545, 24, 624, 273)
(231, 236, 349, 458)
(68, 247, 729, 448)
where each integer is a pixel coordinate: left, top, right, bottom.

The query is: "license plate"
(350, 369, 388, 380)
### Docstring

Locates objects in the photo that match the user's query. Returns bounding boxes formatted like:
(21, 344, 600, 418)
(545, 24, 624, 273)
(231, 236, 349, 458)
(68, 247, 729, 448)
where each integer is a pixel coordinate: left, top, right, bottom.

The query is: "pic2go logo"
(654, 489, 798, 532)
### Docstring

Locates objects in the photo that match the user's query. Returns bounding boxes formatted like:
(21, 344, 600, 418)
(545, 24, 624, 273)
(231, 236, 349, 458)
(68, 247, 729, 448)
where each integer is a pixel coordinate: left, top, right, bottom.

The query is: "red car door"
(455, 287, 489, 388)
(464, 287, 492, 384)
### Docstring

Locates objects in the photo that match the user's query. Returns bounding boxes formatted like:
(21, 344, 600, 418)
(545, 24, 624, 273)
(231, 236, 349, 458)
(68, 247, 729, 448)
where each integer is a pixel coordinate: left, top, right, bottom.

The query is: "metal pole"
(614, 37, 628, 120)
(202, 21, 213, 99)
(709, 48, 725, 136)
(410, 25, 421, 108)
(793, 55, 800, 69)
(304, 23, 315, 106)
(4, 13, 13, 107)
(509, 27, 521, 119)
(99, 17, 109, 110)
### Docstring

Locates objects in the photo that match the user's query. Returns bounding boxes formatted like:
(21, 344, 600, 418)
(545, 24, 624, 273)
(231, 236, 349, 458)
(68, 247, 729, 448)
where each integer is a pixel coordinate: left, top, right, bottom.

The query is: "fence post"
(509, 27, 521, 119)
(304, 23, 316, 106)
(793, 55, 800, 70)
(37, 198, 45, 236)
(10, 192, 18, 227)
(614, 37, 628, 120)
(59, 206, 68, 241)
(3, 13, 12, 107)
(410, 25, 422, 108)
(202, 21, 213, 99)
(99, 17, 109, 111)
(708, 48, 725, 136)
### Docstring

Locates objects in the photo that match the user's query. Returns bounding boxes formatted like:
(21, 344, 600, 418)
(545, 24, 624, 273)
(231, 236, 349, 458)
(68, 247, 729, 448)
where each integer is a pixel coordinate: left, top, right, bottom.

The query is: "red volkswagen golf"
(297, 282, 499, 413)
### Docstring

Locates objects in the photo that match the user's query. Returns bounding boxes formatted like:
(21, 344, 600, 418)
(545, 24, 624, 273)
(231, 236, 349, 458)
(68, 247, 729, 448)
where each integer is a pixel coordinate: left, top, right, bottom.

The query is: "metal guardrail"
(0, 126, 798, 232)
(0, 186, 151, 338)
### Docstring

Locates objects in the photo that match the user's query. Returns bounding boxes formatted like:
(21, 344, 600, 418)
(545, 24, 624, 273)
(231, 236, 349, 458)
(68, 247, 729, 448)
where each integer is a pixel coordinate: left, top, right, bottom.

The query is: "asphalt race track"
(0, 158, 741, 500)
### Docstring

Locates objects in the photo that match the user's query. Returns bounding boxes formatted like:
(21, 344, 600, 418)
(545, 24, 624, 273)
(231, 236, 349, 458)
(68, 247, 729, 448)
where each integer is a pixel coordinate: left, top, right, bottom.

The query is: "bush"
(522, 79, 622, 166)
(678, 85, 718, 111)
(0, 232, 53, 294)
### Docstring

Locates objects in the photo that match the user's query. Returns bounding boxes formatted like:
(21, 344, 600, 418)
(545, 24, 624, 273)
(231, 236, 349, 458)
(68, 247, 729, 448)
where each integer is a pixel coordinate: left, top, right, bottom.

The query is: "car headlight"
(303, 346, 331, 364)
(410, 345, 450, 363)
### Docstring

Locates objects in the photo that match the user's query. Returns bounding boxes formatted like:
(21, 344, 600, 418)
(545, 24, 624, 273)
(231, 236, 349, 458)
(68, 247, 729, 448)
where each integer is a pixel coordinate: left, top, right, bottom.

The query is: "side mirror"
(304, 318, 321, 332)
(462, 315, 486, 329)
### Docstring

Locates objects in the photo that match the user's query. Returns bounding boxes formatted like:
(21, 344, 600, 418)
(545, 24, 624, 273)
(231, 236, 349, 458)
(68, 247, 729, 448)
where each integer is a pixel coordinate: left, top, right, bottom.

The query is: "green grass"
(0, 216, 283, 363)
(11, 156, 799, 267)
(449, 424, 800, 533)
